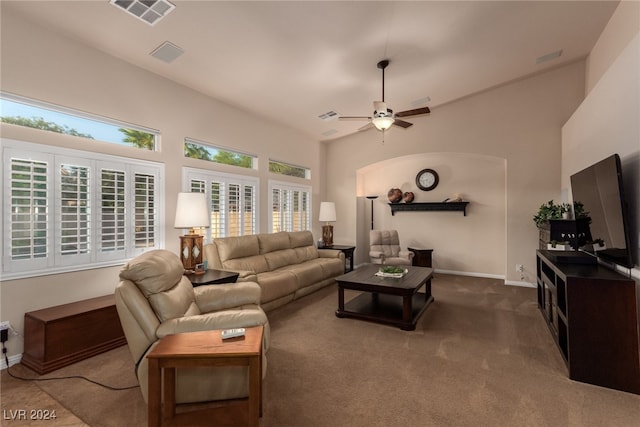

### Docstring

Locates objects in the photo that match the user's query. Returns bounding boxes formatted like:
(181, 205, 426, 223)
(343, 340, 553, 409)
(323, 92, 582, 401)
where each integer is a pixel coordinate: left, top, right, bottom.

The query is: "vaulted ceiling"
(3, 1, 619, 141)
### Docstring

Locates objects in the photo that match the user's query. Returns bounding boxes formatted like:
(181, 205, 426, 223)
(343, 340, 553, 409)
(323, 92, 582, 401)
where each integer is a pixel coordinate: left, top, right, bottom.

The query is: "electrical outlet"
(515, 264, 524, 272)
(0, 321, 9, 331)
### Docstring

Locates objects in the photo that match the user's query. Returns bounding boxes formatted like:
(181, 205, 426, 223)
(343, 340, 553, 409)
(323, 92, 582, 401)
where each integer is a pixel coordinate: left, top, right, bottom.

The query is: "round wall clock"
(416, 168, 439, 191)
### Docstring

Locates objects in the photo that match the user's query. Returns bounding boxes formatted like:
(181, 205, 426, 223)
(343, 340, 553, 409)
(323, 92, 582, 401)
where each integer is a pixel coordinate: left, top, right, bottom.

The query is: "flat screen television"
(570, 154, 634, 268)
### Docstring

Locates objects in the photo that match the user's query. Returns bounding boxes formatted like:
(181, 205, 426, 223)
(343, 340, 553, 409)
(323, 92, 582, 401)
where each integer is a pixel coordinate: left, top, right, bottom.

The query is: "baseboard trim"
(434, 269, 505, 280)
(1, 353, 22, 370)
(504, 280, 536, 288)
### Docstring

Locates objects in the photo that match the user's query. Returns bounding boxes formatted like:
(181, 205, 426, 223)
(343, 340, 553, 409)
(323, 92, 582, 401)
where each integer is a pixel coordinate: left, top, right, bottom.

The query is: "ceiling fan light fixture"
(372, 115, 395, 131)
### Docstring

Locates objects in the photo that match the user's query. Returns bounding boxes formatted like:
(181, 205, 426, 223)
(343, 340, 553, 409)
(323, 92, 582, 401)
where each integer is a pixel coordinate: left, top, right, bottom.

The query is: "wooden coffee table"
(146, 326, 263, 427)
(335, 264, 434, 330)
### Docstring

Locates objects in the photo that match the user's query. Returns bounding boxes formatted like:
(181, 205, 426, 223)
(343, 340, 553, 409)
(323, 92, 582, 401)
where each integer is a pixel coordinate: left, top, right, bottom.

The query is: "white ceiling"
(4, 1, 619, 142)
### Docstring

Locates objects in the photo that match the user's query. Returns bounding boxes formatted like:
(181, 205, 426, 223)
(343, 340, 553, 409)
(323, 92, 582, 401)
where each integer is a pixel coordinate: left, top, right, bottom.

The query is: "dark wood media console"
(22, 294, 126, 374)
(536, 250, 640, 394)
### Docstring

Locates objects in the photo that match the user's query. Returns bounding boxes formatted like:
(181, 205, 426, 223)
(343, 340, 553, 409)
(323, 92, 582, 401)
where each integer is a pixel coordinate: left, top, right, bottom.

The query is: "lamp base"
(322, 225, 334, 247)
(179, 234, 203, 271)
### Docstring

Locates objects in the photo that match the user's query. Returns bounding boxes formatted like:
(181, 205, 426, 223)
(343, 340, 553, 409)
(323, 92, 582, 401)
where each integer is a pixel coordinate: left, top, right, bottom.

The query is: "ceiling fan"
(339, 59, 431, 132)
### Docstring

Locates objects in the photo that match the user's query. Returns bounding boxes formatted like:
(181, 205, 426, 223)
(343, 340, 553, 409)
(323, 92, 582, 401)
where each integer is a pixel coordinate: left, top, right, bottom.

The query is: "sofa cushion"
(315, 257, 345, 278)
(217, 235, 260, 263)
(293, 245, 318, 263)
(258, 231, 291, 254)
(264, 249, 297, 271)
(222, 254, 269, 274)
(147, 278, 201, 323)
(255, 270, 298, 303)
(289, 231, 314, 248)
(287, 262, 325, 289)
(119, 249, 184, 296)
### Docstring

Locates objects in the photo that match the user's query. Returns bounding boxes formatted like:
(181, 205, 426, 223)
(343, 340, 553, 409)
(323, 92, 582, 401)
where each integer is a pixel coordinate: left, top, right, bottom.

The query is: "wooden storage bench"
(21, 294, 126, 374)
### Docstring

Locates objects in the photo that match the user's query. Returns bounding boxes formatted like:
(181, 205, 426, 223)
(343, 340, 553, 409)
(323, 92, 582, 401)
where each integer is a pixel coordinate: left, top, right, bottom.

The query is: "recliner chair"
(369, 230, 414, 266)
(115, 249, 269, 404)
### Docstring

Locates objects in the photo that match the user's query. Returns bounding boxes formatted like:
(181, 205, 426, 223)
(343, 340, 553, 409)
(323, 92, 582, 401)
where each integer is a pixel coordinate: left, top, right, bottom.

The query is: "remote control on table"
(221, 328, 245, 339)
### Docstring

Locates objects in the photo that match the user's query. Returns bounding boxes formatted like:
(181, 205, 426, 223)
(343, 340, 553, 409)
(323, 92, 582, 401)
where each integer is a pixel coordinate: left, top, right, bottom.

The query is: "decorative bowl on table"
(375, 266, 408, 278)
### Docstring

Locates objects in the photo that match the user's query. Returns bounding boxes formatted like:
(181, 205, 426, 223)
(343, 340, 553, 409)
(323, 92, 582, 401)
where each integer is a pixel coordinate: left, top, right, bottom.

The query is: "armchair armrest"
(399, 250, 415, 260)
(194, 282, 261, 313)
(156, 308, 268, 338)
(369, 250, 384, 258)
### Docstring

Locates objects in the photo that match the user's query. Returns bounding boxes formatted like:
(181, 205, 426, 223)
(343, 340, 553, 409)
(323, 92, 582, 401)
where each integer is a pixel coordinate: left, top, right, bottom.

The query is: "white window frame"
(182, 167, 259, 240)
(1, 139, 164, 280)
(268, 180, 312, 233)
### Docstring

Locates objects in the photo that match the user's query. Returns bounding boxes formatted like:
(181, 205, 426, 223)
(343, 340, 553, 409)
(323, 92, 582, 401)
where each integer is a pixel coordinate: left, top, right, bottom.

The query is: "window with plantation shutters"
(9, 156, 50, 266)
(2, 139, 164, 279)
(269, 180, 311, 233)
(183, 167, 258, 240)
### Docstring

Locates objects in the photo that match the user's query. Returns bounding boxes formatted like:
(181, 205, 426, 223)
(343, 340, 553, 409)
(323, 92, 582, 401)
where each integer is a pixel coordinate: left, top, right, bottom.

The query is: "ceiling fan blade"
(395, 107, 431, 118)
(393, 119, 413, 128)
(358, 122, 374, 131)
(339, 116, 372, 121)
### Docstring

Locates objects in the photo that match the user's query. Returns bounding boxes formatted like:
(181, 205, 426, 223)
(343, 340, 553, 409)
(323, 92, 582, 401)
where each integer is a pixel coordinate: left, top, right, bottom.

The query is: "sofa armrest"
(194, 282, 261, 313)
(318, 249, 341, 259)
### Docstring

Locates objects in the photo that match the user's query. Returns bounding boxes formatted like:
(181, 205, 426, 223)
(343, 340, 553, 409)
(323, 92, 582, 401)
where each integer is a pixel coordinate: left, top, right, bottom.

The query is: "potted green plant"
(533, 200, 567, 228)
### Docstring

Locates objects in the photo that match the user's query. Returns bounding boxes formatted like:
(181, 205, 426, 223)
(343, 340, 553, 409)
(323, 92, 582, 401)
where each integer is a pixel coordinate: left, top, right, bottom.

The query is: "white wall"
(325, 62, 586, 285)
(562, 1, 640, 276)
(0, 7, 325, 358)
(356, 152, 506, 277)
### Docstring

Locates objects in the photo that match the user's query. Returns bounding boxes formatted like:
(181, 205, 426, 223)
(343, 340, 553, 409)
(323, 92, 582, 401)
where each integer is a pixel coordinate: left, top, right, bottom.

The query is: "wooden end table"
(186, 269, 239, 287)
(146, 326, 263, 427)
(326, 245, 356, 272)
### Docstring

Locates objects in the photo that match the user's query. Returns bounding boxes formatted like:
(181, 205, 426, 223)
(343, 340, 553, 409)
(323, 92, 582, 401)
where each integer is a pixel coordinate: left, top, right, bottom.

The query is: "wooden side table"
(328, 245, 356, 272)
(186, 269, 239, 287)
(408, 248, 433, 268)
(146, 326, 263, 427)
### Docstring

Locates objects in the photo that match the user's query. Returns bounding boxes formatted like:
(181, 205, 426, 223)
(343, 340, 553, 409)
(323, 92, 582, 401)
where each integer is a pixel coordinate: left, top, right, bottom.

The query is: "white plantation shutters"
(2, 140, 164, 279)
(269, 181, 311, 233)
(183, 168, 258, 239)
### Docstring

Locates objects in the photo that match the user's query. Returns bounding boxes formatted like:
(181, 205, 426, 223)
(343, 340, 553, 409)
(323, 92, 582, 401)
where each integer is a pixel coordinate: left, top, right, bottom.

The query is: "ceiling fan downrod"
(377, 59, 389, 102)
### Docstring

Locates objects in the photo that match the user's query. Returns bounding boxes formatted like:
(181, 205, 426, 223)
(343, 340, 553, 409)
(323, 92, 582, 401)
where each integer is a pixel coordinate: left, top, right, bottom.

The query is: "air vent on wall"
(110, 0, 175, 26)
(150, 41, 184, 63)
(536, 49, 563, 65)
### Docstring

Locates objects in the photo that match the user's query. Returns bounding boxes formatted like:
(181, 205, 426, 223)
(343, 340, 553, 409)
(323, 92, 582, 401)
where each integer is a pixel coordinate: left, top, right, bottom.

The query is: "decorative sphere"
(403, 191, 415, 203)
(387, 188, 403, 203)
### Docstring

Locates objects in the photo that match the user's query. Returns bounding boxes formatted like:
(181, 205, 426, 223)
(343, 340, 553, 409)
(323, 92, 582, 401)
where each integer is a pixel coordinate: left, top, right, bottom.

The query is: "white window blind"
(183, 167, 258, 239)
(2, 139, 164, 279)
(269, 180, 311, 233)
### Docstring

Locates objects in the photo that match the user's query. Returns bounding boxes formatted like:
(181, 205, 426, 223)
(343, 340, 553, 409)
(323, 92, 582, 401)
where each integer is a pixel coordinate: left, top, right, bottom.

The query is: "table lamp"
(319, 202, 336, 247)
(174, 192, 209, 271)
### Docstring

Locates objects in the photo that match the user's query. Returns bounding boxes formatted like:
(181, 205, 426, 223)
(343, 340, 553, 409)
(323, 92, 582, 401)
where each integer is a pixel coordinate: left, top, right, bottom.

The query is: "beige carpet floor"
(2, 274, 640, 426)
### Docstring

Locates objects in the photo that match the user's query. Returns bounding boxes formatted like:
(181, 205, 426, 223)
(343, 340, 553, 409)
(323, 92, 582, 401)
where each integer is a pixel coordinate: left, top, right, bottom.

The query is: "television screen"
(570, 154, 633, 268)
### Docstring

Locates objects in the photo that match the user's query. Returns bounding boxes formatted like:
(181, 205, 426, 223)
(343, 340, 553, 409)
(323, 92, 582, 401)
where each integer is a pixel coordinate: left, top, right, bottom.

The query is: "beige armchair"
(115, 249, 269, 405)
(369, 230, 414, 266)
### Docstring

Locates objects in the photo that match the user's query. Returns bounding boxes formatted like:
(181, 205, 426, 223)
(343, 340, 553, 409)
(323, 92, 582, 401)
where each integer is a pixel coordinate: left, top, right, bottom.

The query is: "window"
(269, 159, 310, 179)
(269, 180, 311, 233)
(183, 168, 258, 240)
(0, 93, 158, 150)
(2, 139, 164, 279)
(184, 138, 257, 169)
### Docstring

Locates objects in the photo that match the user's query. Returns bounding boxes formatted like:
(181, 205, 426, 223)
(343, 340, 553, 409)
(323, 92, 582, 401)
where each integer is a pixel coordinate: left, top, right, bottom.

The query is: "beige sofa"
(203, 231, 345, 311)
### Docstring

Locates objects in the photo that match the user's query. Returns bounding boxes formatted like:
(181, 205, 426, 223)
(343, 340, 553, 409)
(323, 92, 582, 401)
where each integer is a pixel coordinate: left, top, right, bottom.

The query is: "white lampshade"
(372, 115, 395, 131)
(319, 202, 336, 222)
(174, 192, 209, 231)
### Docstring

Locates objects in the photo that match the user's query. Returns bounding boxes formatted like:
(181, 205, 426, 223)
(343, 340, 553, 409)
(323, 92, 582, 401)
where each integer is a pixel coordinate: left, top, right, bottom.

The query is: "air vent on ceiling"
(110, 0, 175, 26)
(318, 111, 339, 121)
(150, 41, 184, 63)
(536, 49, 563, 65)
(322, 129, 338, 137)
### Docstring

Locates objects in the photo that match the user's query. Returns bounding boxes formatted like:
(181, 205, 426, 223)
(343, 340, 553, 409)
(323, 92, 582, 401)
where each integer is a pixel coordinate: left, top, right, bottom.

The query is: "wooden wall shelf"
(388, 202, 469, 216)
